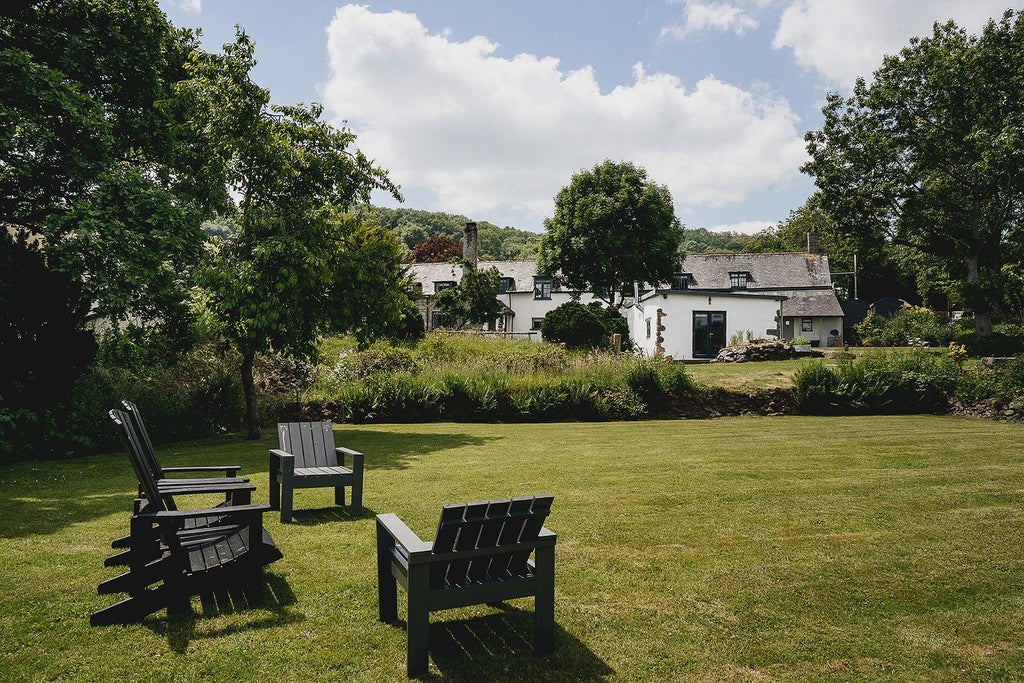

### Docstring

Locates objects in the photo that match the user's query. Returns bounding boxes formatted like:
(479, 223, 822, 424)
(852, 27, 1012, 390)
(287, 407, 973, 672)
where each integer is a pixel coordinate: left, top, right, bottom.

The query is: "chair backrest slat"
(109, 409, 179, 547)
(429, 495, 554, 587)
(121, 401, 163, 480)
(278, 422, 338, 468)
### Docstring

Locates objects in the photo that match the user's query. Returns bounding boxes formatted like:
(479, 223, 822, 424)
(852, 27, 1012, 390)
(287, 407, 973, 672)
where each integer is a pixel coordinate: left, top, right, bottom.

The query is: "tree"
(1, 1, 209, 416)
(803, 11, 1024, 335)
(538, 160, 683, 305)
(433, 262, 503, 330)
(182, 31, 404, 438)
(407, 234, 462, 263)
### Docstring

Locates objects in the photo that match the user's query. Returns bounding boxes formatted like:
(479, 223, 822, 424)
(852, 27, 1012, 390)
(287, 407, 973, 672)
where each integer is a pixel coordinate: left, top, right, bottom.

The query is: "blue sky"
(158, 1, 1019, 234)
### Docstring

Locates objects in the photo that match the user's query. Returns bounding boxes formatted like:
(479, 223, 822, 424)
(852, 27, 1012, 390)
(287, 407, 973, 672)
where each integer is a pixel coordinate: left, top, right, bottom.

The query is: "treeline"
(372, 206, 760, 261)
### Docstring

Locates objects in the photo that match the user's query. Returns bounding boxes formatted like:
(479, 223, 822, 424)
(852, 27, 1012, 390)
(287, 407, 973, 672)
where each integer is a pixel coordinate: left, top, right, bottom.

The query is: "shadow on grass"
(400, 605, 613, 681)
(148, 572, 301, 653)
(337, 429, 503, 471)
(285, 505, 380, 525)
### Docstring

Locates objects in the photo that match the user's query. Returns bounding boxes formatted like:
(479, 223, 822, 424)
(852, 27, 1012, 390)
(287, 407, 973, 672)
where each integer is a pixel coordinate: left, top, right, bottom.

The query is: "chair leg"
(280, 469, 294, 523)
(407, 567, 431, 676)
(534, 545, 555, 655)
(268, 456, 280, 511)
(335, 485, 346, 508)
(376, 522, 398, 623)
(350, 477, 363, 517)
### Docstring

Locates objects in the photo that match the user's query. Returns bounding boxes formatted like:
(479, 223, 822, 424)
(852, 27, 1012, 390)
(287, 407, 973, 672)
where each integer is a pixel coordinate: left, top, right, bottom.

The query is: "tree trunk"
(241, 350, 261, 440)
(964, 253, 992, 337)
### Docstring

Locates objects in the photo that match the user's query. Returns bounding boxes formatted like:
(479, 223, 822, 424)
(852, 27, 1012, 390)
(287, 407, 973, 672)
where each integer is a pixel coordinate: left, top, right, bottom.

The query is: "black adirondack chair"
(121, 400, 250, 495)
(376, 495, 556, 676)
(91, 409, 283, 626)
(269, 421, 364, 523)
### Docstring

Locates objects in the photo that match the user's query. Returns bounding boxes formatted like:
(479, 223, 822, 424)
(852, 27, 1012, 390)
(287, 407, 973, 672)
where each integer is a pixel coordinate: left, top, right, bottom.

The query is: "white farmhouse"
(406, 223, 844, 356)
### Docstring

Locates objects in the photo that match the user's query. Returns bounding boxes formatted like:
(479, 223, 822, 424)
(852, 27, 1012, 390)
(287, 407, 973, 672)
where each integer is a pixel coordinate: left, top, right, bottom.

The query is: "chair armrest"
(538, 527, 557, 544)
(336, 446, 364, 470)
(269, 449, 295, 472)
(156, 480, 255, 496)
(376, 513, 431, 554)
(161, 465, 242, 476)
(146, 503, 271, 521)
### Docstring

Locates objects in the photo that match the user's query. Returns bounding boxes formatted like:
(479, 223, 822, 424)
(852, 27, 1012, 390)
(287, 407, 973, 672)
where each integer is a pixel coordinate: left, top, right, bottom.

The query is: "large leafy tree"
(803, 11, 1024, 335)
(180, 32, 405, 437)
(538, 160, 683, 304)
(1, 1, 208, 409)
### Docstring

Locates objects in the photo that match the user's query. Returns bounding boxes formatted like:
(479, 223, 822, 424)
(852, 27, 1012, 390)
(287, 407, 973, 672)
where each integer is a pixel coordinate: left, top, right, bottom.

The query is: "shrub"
(794, 352, 962, 415)
(855, 308, 953, 347)
(541, 301, 610, 350)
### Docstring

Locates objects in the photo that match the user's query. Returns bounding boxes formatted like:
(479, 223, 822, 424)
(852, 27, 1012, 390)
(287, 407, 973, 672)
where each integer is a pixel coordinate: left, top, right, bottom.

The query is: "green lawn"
(2, 416, 1023, 681)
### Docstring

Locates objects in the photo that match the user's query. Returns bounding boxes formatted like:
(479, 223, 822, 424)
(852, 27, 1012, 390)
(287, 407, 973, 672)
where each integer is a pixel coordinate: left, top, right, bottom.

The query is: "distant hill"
(370, 207, 540, 260)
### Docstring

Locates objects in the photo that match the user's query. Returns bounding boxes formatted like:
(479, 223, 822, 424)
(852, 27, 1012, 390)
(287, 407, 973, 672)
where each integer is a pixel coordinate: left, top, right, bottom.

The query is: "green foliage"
(957, 356, 1024, 406)
(854, 309, 954, 347)
(795, 352, 963, 415)
(538, 160, 683, 303)
(803, 11, 1024, 334)
(305, 333, 694, 423)
(433, 263, 504, 330)
(371, 206, 540, 260)
(540, 301, 609, 350)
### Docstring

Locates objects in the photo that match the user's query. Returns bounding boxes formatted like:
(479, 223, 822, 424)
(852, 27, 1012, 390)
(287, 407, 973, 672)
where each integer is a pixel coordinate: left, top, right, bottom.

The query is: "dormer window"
(672, 273, 693, 290)
(433, 280, 456, 293)
(533, 278, 552, 300)
(729, 271, 750, 289)
(498, 277, 515, 294)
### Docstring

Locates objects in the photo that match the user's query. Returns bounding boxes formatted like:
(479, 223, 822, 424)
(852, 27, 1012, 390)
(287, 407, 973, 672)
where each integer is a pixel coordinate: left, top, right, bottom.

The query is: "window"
(531, 318, 543, 331)
(433, 281, 455, 293)
(801, 318, 813, 332)
(430, 312, 448, 330)
(533, 278, 552, 300)
(672, 273, 692, 290)
(729, 272, 749, 289)
(498, 277, 515, 294)
(646, 318, 652, 339)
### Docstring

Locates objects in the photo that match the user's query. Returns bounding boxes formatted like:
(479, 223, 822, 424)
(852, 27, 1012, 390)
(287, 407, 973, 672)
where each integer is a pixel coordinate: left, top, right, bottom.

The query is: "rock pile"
(949, 398, 1023, 422)
(713, 339, 822, 363)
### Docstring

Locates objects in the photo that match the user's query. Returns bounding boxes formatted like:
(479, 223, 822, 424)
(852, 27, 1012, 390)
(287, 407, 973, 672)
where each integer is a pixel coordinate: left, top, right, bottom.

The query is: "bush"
(541, 301, 609, 350)
(794, 352, 962, 415)
(854, 309, 953, 347)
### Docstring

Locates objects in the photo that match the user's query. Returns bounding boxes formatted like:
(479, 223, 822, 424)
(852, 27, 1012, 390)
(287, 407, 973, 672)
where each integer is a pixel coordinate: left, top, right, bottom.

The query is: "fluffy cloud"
(708, 220, 775, 235)
(774, 0, 1015, 88)
(661, 2, 760, 39)
(322, 5, 805, 228)
(173, 0, 202, 13)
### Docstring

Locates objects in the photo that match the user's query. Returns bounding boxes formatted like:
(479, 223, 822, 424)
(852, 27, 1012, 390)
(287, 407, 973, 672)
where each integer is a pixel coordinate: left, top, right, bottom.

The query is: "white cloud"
(774, 0, 1014, 88)
(174, 0, 202, 13)
(322, 5, 805, 229)
(661, 2, 760, 39)
(707, 220, 774, 235)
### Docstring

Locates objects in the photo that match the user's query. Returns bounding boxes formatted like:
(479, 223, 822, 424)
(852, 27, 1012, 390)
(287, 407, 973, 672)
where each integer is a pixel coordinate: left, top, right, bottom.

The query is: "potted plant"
(791, 336, 812, 353)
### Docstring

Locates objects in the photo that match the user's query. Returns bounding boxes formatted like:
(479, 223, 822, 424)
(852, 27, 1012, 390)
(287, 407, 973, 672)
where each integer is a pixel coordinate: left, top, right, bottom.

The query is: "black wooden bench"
(91, 409, 283, 626)
(376, 495, 556, 676)
(269, 421, 364, 523)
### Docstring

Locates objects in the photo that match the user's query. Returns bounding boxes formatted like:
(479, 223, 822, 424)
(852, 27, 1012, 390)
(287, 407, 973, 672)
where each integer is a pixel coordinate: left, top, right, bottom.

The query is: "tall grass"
(302, 333, 694, 422)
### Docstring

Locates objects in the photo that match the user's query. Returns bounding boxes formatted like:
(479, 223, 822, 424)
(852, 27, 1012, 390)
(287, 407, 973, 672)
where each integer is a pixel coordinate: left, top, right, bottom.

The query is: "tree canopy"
(179, 31, 405, 437)
(803, 10, 1024, 334)
(538, 160, 683, 304)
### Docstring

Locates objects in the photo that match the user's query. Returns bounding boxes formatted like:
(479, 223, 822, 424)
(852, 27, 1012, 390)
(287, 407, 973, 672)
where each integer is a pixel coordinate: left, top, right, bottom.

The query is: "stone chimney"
(463, 221, 478, 264)
(806, 230, 819, 255)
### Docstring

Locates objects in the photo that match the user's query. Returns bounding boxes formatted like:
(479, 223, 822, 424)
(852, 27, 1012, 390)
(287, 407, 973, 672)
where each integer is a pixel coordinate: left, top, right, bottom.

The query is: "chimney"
(806, 230, 819, 255)
(463, 221, 478, 264)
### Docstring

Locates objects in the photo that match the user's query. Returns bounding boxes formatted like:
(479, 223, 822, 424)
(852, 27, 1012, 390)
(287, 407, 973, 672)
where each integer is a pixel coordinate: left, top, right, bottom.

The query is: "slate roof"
(677, 252, 844, 317)
(407, 260, 549, 294)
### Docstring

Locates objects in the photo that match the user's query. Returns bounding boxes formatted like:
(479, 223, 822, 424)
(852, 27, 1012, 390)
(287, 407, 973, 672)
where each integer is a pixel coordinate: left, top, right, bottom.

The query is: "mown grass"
(2, 416, 1023, 681)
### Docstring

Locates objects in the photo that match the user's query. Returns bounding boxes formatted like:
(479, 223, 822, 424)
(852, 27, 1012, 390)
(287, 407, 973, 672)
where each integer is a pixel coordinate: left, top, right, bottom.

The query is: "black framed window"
(531, 318, 543, 331)
(801, 318, 813, 332)
(433, 281, 455, 293)
(533, 279, 552, 300)
(498, 277, 515, 294)
(729, 272, 749, 289)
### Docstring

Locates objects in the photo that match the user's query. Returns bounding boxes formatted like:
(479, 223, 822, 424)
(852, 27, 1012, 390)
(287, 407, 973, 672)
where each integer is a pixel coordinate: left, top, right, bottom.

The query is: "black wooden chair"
(121, 400, 250, 495)
(269, 421, 364, 523)
(92, 409, 283, 626)
(376, 495, 556, 676)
